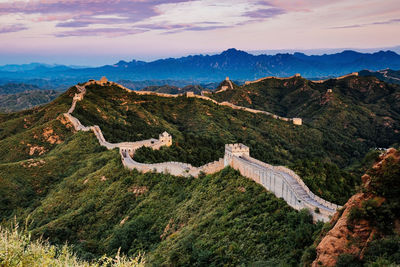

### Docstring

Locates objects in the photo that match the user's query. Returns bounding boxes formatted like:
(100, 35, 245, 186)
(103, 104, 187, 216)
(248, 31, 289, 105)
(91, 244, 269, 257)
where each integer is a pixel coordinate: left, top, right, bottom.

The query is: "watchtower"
(292, 118, 302, 125)
(224, 143, 250, 166)
(185, 91, 195, 97)
(100, 76, 108, 84)
(159, 131, 172, 146)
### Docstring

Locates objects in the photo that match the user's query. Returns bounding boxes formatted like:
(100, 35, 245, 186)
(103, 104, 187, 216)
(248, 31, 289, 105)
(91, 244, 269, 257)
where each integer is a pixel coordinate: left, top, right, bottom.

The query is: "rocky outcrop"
(312, 193, 375, 266)
(312, 148, 399, 266)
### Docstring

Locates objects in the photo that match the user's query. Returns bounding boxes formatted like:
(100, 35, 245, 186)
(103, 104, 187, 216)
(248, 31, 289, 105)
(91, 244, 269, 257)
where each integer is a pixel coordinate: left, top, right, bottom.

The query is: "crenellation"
(64, 78, 340, 222)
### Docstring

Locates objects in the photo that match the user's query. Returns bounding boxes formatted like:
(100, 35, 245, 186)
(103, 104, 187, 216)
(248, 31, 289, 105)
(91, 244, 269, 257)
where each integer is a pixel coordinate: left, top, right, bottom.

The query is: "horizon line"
(1, 46, 399, 67)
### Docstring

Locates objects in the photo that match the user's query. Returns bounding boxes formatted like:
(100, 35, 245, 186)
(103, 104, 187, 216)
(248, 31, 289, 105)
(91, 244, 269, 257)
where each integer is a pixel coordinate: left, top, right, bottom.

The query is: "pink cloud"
(0, 24, 27, 34)
(55, 27, 146, 37)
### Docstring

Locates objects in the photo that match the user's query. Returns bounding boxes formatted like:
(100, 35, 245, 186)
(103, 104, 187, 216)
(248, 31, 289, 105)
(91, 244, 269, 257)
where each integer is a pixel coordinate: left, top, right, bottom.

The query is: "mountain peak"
(220, 48, 249, 56)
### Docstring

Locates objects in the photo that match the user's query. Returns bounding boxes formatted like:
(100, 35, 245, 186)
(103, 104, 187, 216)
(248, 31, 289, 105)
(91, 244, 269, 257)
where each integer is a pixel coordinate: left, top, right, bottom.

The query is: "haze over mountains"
(1, 49, 400, 86)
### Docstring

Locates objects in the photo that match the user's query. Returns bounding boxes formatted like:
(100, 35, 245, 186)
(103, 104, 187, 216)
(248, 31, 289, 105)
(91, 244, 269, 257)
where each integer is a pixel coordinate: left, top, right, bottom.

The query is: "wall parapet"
(64, 78, 339, 222)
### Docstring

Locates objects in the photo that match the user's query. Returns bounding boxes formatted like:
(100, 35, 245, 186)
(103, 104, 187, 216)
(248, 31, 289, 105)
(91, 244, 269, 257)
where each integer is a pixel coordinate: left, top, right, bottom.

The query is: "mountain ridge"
(1, 49, 400, 83)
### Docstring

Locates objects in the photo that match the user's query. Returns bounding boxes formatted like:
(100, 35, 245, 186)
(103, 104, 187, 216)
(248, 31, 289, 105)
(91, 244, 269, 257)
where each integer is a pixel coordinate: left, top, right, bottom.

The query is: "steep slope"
(1, 78, 397, 265)
(0, 83, 323, 265)
(72, 82, 366, 204)
(311, 148, 400, 266)
(212, 74, 400, 152)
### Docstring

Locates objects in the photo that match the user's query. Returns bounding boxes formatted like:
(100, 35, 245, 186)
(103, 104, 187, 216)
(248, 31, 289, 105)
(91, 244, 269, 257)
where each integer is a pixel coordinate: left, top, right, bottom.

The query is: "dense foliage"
(0, 129, 322, 265)
(0, 77, 398, 266)
(72, 83, 372, 204)
(0, 225, 144, 266)
(211, 76, 400, 150)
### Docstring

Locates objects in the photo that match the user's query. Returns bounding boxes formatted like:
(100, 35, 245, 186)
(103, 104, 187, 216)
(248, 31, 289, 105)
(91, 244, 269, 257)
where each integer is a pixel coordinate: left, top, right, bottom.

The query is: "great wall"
(63, 77, 341, 222)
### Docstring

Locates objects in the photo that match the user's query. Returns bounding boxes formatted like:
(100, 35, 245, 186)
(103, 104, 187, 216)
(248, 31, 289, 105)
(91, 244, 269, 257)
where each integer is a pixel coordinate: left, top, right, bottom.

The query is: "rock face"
(312, 193, 375, 266)
(312, 148, 399, 266)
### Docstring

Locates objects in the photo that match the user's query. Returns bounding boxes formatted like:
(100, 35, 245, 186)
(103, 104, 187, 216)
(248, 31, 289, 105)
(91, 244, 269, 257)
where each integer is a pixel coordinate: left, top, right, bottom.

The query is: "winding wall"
(63, 79, 340, 222)
(106, 80, 302, 125)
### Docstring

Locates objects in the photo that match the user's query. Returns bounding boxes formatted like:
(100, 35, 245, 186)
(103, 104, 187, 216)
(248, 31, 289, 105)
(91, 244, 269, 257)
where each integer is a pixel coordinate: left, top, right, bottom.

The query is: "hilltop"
(0, 76, 399, 265)
(211, 74, 400, 151)
(359, 69, 400, 85)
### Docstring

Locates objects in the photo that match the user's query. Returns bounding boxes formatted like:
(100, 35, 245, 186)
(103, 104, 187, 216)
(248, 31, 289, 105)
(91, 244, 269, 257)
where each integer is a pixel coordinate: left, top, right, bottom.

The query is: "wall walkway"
(63, 79, 340, 222)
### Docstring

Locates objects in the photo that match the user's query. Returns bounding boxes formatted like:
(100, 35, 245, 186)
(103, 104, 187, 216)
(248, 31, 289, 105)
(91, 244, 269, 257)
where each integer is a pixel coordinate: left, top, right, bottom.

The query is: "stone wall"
(64, 78, 340, 222)
(244, 74, 301, 85)
(226, 154, 340, 221)
(105, 78, 302, 125)
(311, 72, 359, 83)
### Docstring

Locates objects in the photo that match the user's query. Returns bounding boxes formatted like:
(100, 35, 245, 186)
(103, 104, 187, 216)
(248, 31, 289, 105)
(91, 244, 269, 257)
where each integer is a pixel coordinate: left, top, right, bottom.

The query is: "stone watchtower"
(100, 76, 108, 85)
(292, 118, 302, 125)
(159, 131, 172, 146)
(224, 143, 250, 166)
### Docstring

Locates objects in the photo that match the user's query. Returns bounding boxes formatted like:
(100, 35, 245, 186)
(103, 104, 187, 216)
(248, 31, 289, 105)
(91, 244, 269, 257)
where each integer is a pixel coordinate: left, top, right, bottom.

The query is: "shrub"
(0, 224, 145, 267)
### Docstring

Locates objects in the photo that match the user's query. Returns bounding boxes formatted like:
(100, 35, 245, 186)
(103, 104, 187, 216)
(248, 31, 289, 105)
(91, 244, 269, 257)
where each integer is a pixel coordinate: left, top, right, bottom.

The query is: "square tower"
(225, 143, 250, 157)
(159, 131, 172, 146)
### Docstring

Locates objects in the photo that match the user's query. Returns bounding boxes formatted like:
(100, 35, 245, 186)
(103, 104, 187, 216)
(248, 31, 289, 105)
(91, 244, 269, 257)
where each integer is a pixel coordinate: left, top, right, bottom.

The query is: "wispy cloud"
(330, 18, 400, 29)
(0, 0, 192, 30)
(244, 7, 285, 19)
(0, 0, 288, 37)
(55, 27, 146, 37)
(0, 24, 27, 34)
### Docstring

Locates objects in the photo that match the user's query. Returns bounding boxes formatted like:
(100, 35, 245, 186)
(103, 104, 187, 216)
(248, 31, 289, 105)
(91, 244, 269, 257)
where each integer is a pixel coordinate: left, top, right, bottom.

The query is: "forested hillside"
(0, 83, 322, 266)
(0, 77, 398, 266)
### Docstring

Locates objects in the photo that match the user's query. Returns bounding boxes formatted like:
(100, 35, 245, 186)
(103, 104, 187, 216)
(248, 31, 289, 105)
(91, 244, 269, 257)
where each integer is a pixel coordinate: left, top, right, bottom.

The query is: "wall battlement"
(63, 78, 340, 222)
(225, 143, 250, 157)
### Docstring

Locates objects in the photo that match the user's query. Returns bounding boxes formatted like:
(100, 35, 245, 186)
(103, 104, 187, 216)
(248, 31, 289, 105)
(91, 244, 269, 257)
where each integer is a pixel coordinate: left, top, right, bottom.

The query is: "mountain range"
(1, 49, 400, 85)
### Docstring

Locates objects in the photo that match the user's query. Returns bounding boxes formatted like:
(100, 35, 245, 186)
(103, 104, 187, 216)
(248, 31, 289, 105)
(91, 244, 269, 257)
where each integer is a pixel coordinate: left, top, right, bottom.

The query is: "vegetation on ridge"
(73, 83, 362, 204)
(0, 129, 322, 266)
(1, 76, 398, 266)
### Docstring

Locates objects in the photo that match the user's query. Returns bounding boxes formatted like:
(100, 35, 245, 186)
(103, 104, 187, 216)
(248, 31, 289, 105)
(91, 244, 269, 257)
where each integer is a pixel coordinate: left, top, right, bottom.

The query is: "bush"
(0, 224, 145, 267)
(364, 236, 400, 265)
(336, 253, 363, 267)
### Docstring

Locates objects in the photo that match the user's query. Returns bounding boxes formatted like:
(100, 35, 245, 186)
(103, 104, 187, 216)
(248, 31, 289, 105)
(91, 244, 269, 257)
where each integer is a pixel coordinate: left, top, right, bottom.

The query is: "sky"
(0, 0, 399, 66)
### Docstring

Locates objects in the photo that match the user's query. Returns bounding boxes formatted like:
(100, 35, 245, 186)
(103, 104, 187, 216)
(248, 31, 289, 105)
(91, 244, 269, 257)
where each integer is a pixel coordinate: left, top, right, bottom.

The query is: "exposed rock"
(28, 145, 46, 156)
(237, 186, 246, 192)
(312, 193, 374, 266)
(43, 127, 62, 144)
(128, 185, 148, 196)
(313, 148, 399, 266)
(120, 216, 129, 225)
(21, 159, 46, 168)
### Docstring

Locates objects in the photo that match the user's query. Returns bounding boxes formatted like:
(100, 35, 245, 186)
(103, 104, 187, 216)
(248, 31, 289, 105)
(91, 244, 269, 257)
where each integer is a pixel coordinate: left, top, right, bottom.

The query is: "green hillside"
(212, 75, 400, 149)
(0, 77, 398, 265)
(0, 127, 321, 266)
(0, 84, 323, 266)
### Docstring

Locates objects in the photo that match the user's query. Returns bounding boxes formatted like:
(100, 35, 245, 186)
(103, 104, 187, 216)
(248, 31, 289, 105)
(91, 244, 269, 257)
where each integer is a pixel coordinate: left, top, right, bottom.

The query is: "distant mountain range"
(1, 49, 400, 84)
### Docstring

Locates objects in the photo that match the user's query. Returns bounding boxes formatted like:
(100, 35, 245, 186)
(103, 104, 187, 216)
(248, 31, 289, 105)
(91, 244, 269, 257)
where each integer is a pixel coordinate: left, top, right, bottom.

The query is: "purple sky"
(0, 0, 399, 65)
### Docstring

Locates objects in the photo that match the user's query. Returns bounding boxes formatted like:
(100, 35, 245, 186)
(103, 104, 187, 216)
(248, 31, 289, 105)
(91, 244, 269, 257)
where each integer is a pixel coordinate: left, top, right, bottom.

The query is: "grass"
(0, 223, 144, 267)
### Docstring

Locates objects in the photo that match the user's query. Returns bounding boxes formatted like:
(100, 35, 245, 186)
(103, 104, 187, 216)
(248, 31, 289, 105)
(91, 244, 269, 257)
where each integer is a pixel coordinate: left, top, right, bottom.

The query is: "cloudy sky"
(0, 0, 399, 65)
